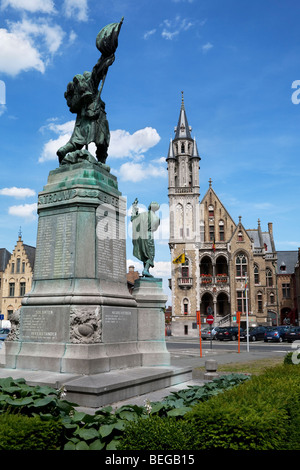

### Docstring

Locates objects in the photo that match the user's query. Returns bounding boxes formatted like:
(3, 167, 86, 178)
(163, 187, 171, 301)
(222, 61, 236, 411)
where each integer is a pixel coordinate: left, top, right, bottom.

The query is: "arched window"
(183, 298, 189, 315)
(236, 252, 247, 277)
(254, 264, 259, 284)
(270, 292, 275, 305)
(266, 268, 273, 287)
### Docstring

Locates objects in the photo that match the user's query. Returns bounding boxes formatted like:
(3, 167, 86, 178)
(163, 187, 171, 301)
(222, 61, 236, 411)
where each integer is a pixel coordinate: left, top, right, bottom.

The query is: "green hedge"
(0, 413, 63, 450)
(118, 365, 300, 451)
(119, 416, 196, 450)
(185, 364, 300, 450)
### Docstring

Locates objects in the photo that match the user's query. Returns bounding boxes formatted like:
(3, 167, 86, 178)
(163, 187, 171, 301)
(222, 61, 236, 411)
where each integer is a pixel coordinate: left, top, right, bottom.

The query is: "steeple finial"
(18, 226, 22, 239)
(181, 90, 185, 110)
(208, 178, 212, 187)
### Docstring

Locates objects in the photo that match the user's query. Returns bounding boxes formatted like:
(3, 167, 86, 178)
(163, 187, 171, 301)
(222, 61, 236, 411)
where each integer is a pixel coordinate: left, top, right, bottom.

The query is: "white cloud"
(0, 27, 45, 75)
(0, 187, 36, 198)
(39, 120, 74, 162)
(1, 0, 55, 13)
(202, 42, 213, 53)
(39, 122, 162, 171)
(108, 127, 161, 159)
(63, 0, 88, 21)
(144, 29, 156, 40)
(0, 16, 66, 76)
(8, 203, 37, 219)
(118, 161, 167, 183)
(9, 17, 65, 55)
(161, 15, 195, 40)
(152, 260, 171, 278)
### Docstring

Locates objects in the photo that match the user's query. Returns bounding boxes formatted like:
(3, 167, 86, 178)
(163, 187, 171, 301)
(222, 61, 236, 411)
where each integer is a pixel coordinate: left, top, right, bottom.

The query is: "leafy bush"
(119, 416, 195, 450)
(0, 374, 250, 450)
(185, 364, 300, 450)
(0, 413, 63, 450)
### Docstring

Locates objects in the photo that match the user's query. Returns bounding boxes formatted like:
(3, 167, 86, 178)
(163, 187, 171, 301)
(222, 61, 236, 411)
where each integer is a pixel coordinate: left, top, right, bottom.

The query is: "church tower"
(167, 93, 202, 335)
(167, 92, 201, 244)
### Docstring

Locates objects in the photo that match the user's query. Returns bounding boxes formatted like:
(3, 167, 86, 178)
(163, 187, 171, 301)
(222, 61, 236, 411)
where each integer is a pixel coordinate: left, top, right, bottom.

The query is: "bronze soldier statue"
(57, 18, 123, 166)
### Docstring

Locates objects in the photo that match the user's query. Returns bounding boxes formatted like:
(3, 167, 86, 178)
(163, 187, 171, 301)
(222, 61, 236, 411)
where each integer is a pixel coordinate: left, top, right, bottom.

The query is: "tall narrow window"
(257, 292, 263, 312)
(219, 220, 224, 241)
(282, 283, 290, 299)
(236, 253, 247, 277)
(237, 291, 246, 313)
(20, 282, 26, 297)
(181, 258, 189, 278)
(209, 224, 214, 241)
(183, 298, 189, 315)
(254, 265, 259, 284)
(266, 269, 273, 287)
(22, 262, 25, 273)
(9, 282, 15, 297)
(11, 263, 14, 274)
(16, 258, 21, 273)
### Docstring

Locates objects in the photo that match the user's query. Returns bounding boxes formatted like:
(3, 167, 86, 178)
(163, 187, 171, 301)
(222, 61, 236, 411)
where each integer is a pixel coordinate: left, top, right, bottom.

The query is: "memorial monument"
(4, 20, 175, 404)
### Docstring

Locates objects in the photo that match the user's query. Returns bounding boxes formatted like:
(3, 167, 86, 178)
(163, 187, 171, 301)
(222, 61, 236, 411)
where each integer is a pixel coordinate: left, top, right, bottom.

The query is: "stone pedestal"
(5, 162, 168, 375)
(133, 277, 171, 366)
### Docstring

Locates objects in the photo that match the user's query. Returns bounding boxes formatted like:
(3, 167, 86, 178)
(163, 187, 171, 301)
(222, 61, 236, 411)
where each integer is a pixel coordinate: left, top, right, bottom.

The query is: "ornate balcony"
(200, 274, 212, 285)
(178, 277, 193, 288)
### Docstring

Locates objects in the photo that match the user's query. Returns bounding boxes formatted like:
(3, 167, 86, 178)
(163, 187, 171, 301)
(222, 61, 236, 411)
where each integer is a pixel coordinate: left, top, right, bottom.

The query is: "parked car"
(264, 325, 291, 342)
(201, 328, 213, 340)
(242, 326, 267, 342)
(215, 326, 244, 341)
(285, 327, 300, 343)
(0, 328, 10, 341)
(211, 327, 222, 337)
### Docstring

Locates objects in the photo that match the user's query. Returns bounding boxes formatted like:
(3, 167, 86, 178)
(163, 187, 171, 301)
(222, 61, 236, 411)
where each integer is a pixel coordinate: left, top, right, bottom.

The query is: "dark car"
(285, 327, 300, 343)
(264, 325, 291, 343)
(242, 326, 267, 342)
(0, 328, 10, 341)
(215, 326, 243, 341)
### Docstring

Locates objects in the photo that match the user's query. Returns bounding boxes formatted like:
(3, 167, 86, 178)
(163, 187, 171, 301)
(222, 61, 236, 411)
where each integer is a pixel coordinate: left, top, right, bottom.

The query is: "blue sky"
(1, 0, 300, 303)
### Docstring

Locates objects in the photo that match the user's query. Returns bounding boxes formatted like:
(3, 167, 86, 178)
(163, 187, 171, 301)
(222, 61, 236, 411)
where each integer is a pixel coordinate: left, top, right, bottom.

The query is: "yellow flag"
(172, 253, 185, 264)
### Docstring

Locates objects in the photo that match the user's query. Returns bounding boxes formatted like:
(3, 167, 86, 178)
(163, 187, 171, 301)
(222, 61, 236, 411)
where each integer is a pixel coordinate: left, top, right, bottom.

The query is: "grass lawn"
(194, 356, 284, 376)
(212, 357, 284, 375)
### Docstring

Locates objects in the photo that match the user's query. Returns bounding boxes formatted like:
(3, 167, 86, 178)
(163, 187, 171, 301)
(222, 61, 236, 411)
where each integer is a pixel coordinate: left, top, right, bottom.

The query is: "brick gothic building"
(167, 96, 278, 336)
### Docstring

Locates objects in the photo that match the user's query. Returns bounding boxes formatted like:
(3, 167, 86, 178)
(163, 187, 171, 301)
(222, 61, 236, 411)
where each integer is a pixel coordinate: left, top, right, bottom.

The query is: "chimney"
(268, 222, 273, 235)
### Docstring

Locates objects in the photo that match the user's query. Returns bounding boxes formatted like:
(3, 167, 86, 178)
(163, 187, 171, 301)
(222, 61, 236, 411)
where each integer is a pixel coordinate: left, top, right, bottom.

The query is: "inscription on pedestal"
(34, 212, 76, 279)
(102, 306, 137, 342)
(20, 307, 70, 342)
(96, 203, 127, 282)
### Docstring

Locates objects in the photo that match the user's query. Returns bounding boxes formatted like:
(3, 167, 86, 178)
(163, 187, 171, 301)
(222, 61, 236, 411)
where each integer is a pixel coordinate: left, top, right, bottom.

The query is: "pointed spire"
(166, 138, 175, 160)
(174, 91, 192, 140)
(191, 136, 200, 159)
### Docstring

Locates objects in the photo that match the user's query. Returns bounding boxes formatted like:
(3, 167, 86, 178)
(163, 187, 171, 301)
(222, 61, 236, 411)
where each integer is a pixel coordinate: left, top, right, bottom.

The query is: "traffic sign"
(206, 314, 214, 325)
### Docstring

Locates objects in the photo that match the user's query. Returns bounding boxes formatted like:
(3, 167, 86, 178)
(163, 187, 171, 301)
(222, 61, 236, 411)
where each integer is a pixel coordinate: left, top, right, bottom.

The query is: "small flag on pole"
(172, 253, 185, 264)
(244, 278, 248, 295)
(212, 237, 216, 252)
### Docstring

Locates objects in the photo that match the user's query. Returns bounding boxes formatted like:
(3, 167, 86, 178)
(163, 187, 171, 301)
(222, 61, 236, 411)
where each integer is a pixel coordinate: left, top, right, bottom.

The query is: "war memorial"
(0, 19, 190, 408)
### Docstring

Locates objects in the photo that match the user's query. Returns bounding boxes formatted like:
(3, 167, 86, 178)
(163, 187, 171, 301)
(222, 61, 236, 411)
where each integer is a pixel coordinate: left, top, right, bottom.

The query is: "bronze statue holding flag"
(57, 18, 124, 167)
